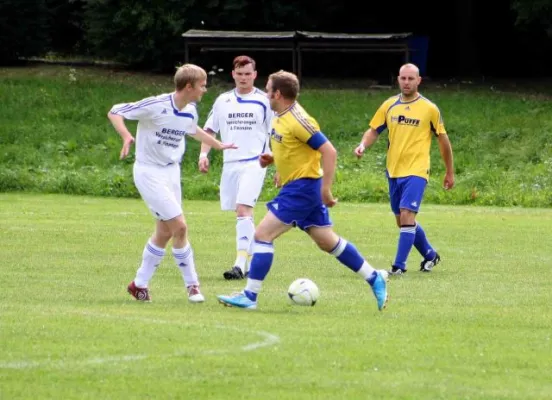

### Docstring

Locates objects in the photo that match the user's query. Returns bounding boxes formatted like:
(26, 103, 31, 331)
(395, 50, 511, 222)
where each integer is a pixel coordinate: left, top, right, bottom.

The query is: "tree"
(0, 0, 50, 64)
(512, 0, 552, 36)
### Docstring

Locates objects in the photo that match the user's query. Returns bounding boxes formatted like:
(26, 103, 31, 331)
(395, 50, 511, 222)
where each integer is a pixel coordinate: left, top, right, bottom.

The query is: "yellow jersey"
(270, 102, 325, 186)
(369, 94, 446, 180)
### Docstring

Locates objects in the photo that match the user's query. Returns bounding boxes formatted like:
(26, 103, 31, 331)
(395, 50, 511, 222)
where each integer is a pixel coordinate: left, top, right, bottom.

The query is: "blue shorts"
(388, 175, 428, 215)
(266, 178, 332, 231)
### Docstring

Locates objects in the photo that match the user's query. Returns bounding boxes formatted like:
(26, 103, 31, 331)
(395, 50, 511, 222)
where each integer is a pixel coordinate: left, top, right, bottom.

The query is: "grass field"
(1, 193, 551, 399)
(1, 65, 551, 207)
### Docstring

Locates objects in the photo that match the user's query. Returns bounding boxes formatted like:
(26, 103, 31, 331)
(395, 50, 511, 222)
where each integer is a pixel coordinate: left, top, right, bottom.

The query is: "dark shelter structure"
(182, 30, 419, 81)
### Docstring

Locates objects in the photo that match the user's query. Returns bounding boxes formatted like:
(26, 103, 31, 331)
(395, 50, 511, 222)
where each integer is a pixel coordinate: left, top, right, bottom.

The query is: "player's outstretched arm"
(198, 128, 216, 173)
(438, 133, 455, 190)
(354, 128, 379, 158)
(107, 112, 135, 160)
(192, 127, 237, 151)
(319, 141, 338, 207)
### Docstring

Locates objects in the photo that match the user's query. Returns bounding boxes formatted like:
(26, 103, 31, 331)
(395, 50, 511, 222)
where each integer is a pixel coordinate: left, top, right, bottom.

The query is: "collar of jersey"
(277, 101, 297, 117)
(233, 88, 256, 98)
(170, 92, 194, 117)
(397, 94, 421, 104)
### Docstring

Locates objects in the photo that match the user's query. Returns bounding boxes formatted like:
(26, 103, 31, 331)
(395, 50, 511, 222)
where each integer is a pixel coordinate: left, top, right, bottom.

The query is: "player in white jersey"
(198, 55, 273, 280)
(108, 64, 237, 303)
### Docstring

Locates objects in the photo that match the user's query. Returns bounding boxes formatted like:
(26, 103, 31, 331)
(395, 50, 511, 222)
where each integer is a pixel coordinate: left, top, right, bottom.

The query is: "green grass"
(1, 65, 551, 207)
(1, 193, 551, 399)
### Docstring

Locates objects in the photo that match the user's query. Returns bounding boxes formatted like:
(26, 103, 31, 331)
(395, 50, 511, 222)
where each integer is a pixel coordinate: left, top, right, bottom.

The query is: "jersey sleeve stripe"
(375, 123, 387, 134)
(113, 97, 159, 113)
(111, 97, 169, 114)
(290, 109, 317, 135)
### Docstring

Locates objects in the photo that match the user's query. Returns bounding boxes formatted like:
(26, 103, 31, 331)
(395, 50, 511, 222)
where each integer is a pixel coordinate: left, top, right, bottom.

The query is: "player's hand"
(259, 153, 274, 168)
(322, 187, 338, 208)
(219, 142, 238, 150)
(354, 143, 366, 158)
(198, 157, 209, 173)
(443, 172, 455, 190)
(274, 172, 281, 188)
(120, 136, 135, 159)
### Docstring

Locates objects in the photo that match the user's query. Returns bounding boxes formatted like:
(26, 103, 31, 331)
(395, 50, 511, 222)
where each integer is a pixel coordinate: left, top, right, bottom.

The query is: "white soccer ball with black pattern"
(287, 278, 319, 306)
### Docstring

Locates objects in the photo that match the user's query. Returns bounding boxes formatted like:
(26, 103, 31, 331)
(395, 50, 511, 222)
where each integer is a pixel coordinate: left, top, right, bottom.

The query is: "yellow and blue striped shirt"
(270, 102, 327, 186)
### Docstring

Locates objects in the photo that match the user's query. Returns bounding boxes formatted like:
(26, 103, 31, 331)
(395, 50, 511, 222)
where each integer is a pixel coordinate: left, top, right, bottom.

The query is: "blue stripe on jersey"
(238, 155, 260, 162)
(386, 96, 403, 112)
(173, 111, 194, 118)
(430, 122, 439, 137)
(376, 95, 402, 134)
(261, 140, 267, 153)
(169, 95, 195, 118)
(376, 123, 387, 134)
(114, 95, 169, 113)
(290, 108, 317, 135)
(307, 132, 328, 150)
(235, 95, 267, 123)
(113, 96, 170, 114)
(236, 135, 268, 162)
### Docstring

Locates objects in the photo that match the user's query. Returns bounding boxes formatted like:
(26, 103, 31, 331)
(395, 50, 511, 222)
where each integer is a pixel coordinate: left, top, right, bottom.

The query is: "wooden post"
(184, 38, 189, 64)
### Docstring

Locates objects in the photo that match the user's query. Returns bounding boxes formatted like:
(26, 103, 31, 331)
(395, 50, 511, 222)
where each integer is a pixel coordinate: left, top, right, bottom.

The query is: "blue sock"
(393, 225, 416, 270)
(244, 240, 274, 302)
(413, 223, 436, 260)
(330, 238, 364, 272)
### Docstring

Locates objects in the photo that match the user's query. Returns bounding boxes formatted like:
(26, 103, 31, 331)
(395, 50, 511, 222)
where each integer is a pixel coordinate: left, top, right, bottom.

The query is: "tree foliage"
(0, 0, 50, 64)
(512, 0, 552, 36)
(84, 0, 199, 70)
(46, 0, 87, 54)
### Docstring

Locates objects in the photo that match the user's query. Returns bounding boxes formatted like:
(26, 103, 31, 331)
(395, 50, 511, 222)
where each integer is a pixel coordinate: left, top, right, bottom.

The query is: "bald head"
(399, 63, 420, 77)
(397, 63, 421, 100)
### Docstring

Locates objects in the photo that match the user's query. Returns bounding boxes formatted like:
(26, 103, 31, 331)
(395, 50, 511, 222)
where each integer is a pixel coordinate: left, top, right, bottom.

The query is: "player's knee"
(155, 231, 172, 245)
(235, 204, 253, 218)
(399, 210, 416, 226)
(153, 226, 172, 246)
(171, 223, 188, 241)
(312, 235, 335, 253)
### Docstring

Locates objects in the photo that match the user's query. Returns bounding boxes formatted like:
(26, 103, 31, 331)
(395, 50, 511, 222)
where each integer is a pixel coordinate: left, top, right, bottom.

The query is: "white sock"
(245, 278, 263, 294)
(173, 243, 199, 287)
(235, 216, 254, 272)
(135, 240, 165, 288)
(357, 261, 376, 280)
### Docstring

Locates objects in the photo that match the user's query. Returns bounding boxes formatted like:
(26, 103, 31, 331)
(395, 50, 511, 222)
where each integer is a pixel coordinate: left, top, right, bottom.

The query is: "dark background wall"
(1, 0, 551, 79)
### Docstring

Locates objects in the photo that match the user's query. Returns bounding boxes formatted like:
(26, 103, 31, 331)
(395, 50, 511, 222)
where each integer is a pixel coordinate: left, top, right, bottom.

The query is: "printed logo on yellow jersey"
(369, 94, 447, 180)
(270, 128, 283, 143)
(390, 115, 421, 127)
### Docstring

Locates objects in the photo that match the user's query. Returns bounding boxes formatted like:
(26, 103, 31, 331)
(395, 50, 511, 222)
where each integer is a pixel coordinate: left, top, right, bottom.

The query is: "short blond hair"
(268, 70, 299, 100)
(174, 64, 207, 91)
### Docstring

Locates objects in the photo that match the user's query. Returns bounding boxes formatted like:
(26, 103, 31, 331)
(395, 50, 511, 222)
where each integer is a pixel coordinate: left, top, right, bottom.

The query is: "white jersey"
(204, 88, 273, 163)
(110, 92, 198, 166)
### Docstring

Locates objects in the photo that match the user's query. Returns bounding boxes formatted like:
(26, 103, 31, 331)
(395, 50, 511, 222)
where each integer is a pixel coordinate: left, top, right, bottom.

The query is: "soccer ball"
(287, 278, 319, 306)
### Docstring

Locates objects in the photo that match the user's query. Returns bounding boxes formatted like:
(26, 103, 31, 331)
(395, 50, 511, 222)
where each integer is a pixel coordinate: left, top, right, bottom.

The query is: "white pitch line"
(0, 312, 280, 370)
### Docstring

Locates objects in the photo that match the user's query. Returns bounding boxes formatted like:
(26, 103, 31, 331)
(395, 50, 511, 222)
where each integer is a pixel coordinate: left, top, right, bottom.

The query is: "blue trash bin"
(408, 36, 429, 76)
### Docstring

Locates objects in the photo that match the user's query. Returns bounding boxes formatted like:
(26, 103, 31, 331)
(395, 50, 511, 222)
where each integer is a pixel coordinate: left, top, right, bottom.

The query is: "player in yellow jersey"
(354, 63, 455, 275)
(217, 70, 389, 311)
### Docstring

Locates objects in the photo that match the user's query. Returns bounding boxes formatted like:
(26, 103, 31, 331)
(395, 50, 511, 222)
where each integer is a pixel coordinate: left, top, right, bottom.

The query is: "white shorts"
(220, 160, 267, 211)
(133, 162, 182, 221)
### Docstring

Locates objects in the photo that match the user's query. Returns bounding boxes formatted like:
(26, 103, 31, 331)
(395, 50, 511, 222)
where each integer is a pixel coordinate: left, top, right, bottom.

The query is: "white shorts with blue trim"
(133, 162, 182, 221)
(220, 159, 267, 211)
